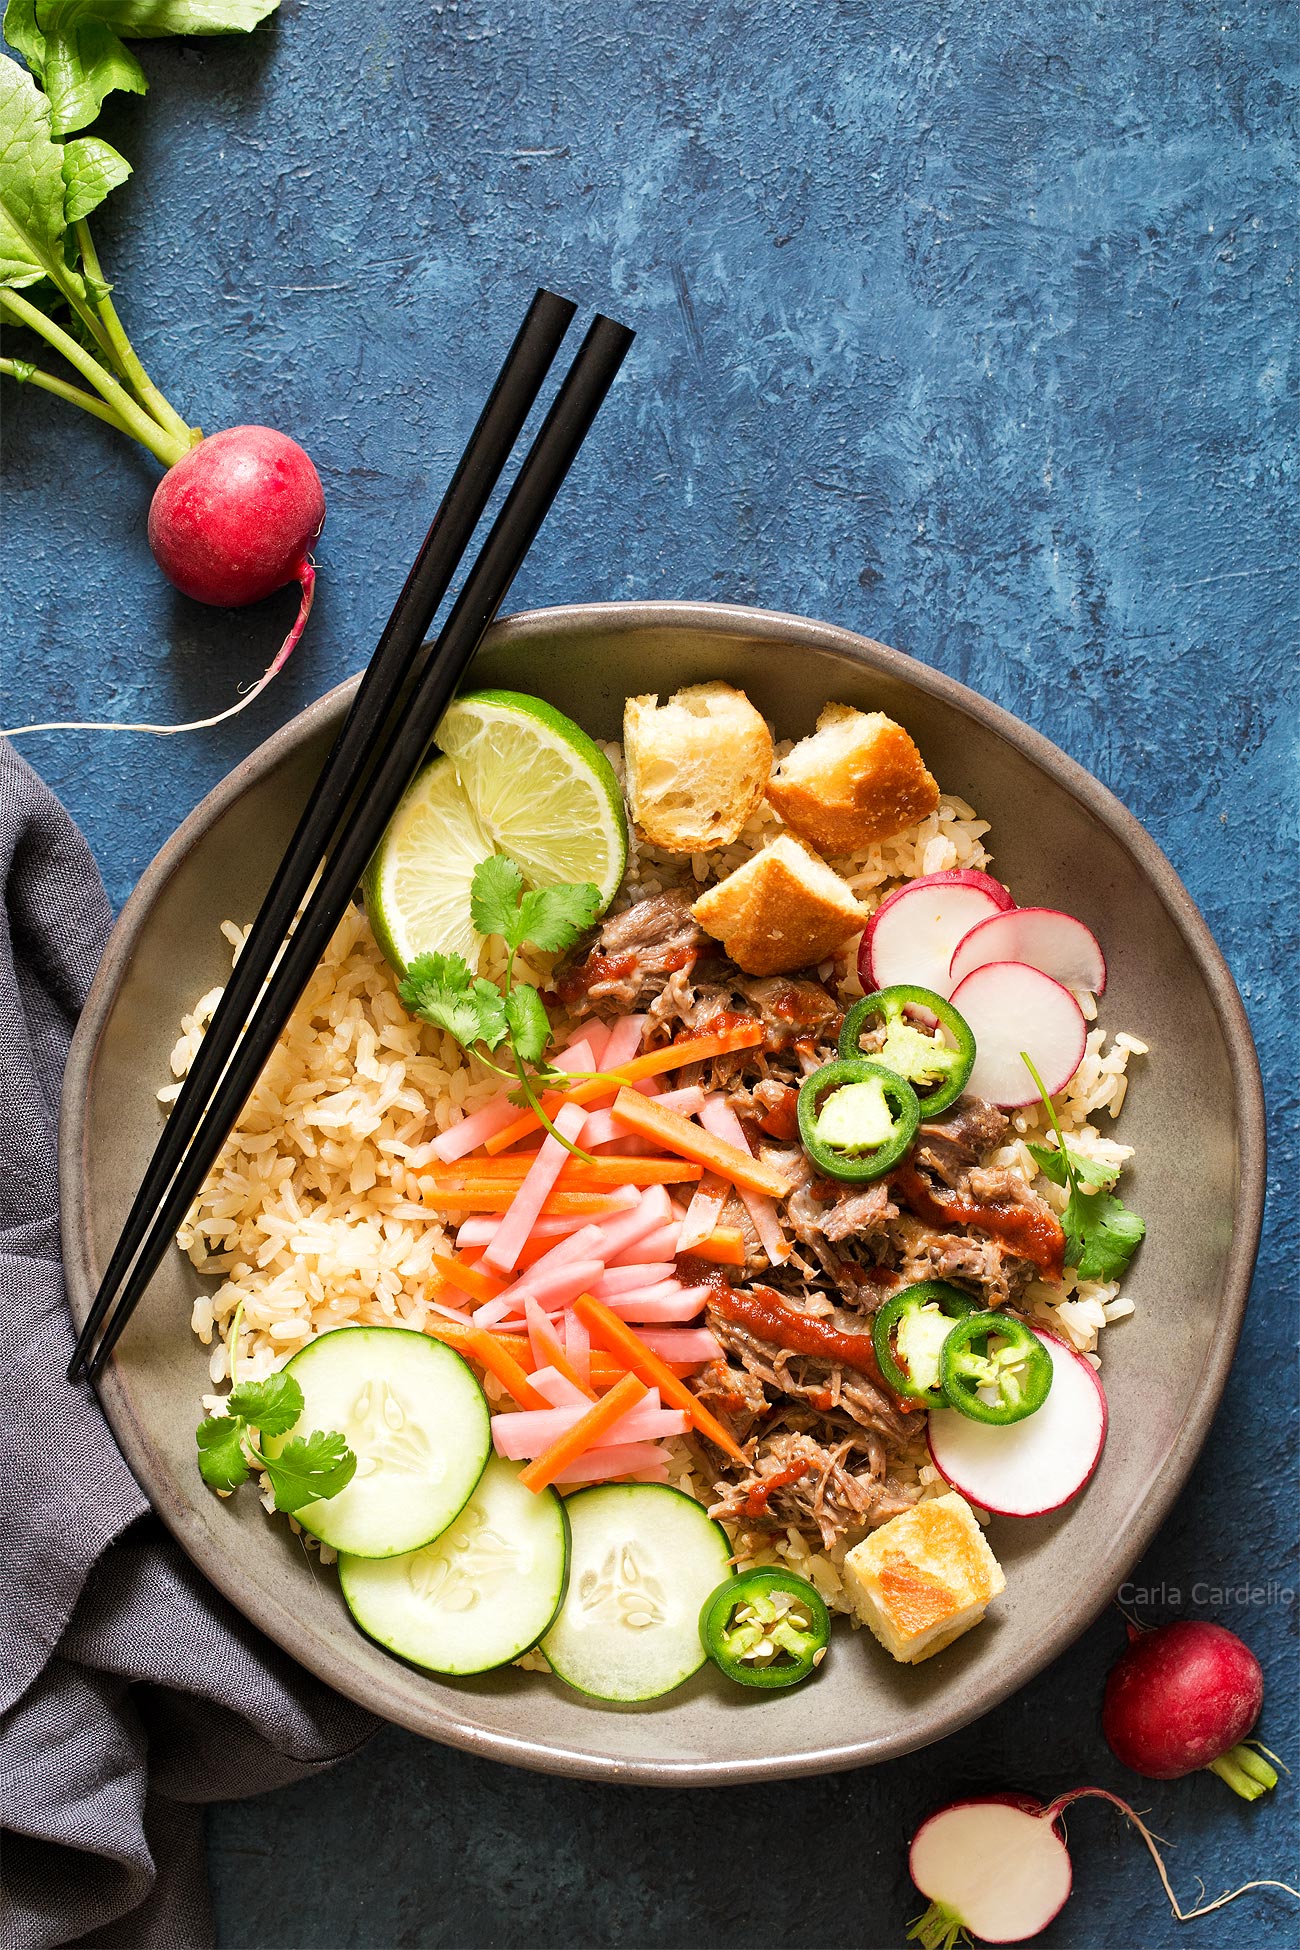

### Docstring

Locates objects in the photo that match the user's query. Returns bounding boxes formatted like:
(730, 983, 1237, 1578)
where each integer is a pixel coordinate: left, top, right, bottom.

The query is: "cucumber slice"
(542, 1484, 732, 1702)
(338, 1455, 569, 1674)
(268, 1327, 490, 1557)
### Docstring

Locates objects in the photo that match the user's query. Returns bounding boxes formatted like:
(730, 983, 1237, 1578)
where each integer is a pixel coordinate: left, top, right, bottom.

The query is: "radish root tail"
(1047, 1787, 1300, 1923)
(1, 559, 315, 739)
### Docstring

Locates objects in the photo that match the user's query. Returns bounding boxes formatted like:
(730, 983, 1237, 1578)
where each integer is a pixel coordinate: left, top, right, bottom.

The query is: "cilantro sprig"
(399, 855, 604, 1158)
(195, 1331, 356, 1514)
(1021, 1052, 1146, 1284)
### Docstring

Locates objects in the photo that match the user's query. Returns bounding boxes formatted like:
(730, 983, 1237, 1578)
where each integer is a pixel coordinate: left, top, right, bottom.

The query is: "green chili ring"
(796, 1057, 921, 1182)
(871, 1281, 981, 1407)
(838, 984, 976, 1117)
(699, 1567, 831, 1689)
(938, 1311, 1054, 1425)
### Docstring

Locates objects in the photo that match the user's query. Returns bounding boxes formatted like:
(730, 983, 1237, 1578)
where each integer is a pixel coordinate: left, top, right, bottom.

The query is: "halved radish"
(949, 907, 1106, 995)
(909, 1794, 1074, 1944)
(948, 962, 1086, 1105)
(862, 873, 1011, 1000)
(908, 1786, 1300, 1943)
(928, 1325, 1107, 1517)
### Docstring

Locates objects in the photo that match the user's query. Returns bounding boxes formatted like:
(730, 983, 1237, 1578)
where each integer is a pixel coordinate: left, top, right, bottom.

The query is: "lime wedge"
(364, 756, 492, 974)
(436, 690, 628, 907)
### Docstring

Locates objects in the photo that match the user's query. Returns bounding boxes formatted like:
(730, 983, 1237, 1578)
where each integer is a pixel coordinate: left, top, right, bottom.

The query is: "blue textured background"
(3, 2, 1296, 1944)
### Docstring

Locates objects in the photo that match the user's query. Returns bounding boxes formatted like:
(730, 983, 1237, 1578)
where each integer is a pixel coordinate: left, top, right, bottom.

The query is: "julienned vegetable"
(871, 1282, 979, 1408)
(937, 1311, 1053, 1426)
(1103, 1618, 1281, 1801)
(907, 1788, 1298, 1947)
(838, 985, 976, 1117)
(1, 10, 328, 737)
(699, 1567, 830, 1689)
(797, 1056, 920, 1180)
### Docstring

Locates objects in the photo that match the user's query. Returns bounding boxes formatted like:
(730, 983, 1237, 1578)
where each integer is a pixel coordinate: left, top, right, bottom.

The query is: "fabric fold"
(0, 742, 377, 1950)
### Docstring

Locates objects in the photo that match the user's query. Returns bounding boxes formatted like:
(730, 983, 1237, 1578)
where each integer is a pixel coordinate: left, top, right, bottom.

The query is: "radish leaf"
(3, 1, 280, 137)
(61, 131, 129, 221)
(0, 55, 82, 291)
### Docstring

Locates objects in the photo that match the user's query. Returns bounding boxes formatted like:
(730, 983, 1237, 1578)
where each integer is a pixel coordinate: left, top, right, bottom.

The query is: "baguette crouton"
(691, 833, 866, 976)
(624, 683, 773, 853)
(842, 1493, 1005, 1664)
(765, 703, 939, 851)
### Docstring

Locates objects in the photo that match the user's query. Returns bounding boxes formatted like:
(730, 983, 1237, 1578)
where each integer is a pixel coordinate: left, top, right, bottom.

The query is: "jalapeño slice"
(797, 1058, 921, 1182)
(871, 1281, 980, 1408)
(938, 1311, 1054, 1425)
(699, 1567, 831, 1689)
(838, 984, 976, 1117)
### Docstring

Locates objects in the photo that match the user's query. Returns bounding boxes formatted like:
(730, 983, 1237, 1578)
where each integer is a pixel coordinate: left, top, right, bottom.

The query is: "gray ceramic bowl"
(61, 601, 1264, 1783)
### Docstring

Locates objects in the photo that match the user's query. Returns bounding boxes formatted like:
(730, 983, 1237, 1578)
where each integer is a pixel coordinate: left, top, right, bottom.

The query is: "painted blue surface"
(2, 1, 1296, 1944)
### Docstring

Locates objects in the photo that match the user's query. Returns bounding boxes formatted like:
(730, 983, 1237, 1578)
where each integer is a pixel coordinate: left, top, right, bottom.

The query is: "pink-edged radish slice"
(928, 1325, 1107, 1517)
(862, 875, 1011, 1000)
(949, 907, 1106, 995)
(910, 1786, 1300, 1942)
(909, 1794, 1074, 1944)
(949, 962, 1087, 1106)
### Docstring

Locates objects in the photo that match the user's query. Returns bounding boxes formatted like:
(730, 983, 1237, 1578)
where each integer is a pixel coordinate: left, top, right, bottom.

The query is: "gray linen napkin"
(0, 742, 377, 1950)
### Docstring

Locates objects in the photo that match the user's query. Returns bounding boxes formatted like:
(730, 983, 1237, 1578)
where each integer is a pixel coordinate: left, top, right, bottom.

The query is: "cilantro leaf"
(504, 983, 552, 1066)
(225, 1371, 303, 1437)
(195, 1414, 250, 1493)
(517, 881, 602, 954)
(1026, 1140, 1116, 1191)
(470, 854, 526, 947)
(1020, 1067, 1146, 1286)
(399, 954, 508, 1052)
(262, 1430, 357, 1513)
(1067, 1188, 1146, 1284)
(401, 949, 474, 996)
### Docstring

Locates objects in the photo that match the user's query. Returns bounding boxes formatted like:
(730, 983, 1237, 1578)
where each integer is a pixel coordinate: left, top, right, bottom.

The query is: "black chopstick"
(83, 310, 635, 1381)
(69, 289, 578, 1382)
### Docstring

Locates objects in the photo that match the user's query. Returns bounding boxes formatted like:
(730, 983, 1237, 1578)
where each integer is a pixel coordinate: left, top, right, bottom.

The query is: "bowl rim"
(60, 598, 1266, 1782)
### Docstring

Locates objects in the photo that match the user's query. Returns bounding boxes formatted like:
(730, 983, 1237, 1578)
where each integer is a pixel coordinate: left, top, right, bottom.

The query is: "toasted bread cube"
(765, 703, 939, 852)
(691, 833, 866, 976)
(624, 683, 773, 853)
(843, 1493, 1005, 1664)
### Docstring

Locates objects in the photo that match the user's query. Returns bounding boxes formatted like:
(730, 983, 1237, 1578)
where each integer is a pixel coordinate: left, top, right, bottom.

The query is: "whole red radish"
(1103, 1618, 1279, 1800)
(148, 425, 324, 607)
(6, 426, 325, 739)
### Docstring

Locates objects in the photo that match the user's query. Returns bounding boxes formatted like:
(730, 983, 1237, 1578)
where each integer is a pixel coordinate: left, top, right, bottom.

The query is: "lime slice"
(436, 690, 627, 906)
(364, 756, 492, 974)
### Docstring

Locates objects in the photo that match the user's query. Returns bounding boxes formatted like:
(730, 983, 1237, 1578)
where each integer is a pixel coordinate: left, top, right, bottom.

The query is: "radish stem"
(1045, 1787, 1300, 1923)
(0, 560, 316, 738)
(73, 220, 198, 450)
(1205, 1744, 1279, 1800)
(0, 289, 187, 466)
(906, 1901, 969, 1950)
(0, 357, 127, 431)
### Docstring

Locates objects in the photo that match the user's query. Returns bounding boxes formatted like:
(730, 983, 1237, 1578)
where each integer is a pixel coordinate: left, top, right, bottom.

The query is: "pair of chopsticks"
(70, 289, 634, 1383)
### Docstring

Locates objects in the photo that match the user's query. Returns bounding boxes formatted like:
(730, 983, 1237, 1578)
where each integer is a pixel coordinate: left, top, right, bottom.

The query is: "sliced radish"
(950, 907, 1106, 995)
(928, 1325, 1107, 1517)
(948, 962, 1087, 1105)
(862, 876, 1010, 1000)
(909, 1795, 1074, 1944)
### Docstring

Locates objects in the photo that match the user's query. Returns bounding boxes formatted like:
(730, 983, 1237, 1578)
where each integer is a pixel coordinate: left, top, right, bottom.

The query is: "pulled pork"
(708, 1429, 917, 1550)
